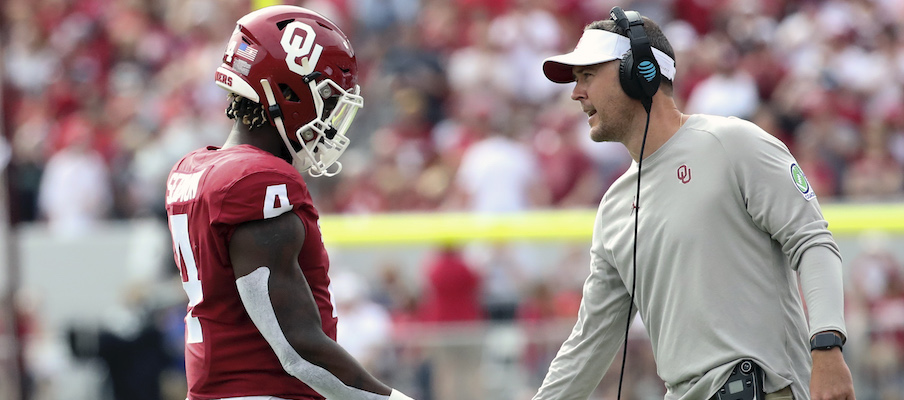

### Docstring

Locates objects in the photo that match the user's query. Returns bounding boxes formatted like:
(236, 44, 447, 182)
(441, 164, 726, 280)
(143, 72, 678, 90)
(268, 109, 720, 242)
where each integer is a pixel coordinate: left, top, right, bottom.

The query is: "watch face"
(811, 333, 843, 350)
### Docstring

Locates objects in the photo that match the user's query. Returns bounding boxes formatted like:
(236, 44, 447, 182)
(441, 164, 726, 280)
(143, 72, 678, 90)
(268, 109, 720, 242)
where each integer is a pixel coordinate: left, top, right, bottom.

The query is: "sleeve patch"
(790, 163, 816, 201)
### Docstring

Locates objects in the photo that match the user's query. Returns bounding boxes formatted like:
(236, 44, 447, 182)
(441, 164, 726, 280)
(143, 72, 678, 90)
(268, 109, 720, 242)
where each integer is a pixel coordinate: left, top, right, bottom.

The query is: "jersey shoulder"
(178, 146, 314, 226)
(202, 145, 302, 188)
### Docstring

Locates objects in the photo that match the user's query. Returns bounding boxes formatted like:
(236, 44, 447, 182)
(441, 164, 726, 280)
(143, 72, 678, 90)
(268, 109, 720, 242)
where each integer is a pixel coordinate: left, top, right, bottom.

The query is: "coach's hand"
(810, 347, 855, 400)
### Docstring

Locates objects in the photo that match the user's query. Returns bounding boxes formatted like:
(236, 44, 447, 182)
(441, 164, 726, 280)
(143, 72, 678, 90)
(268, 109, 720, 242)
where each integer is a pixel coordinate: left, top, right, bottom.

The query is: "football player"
(164, 6, 414, 400)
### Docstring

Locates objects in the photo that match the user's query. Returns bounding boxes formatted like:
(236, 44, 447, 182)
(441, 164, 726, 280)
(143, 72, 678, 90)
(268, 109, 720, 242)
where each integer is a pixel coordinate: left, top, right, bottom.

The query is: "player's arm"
(229, 211, 411, 400)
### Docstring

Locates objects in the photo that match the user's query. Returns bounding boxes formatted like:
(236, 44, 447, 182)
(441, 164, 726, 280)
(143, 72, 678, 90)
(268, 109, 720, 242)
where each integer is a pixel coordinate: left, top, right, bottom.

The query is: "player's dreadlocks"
(225, 87, 300, 131)
(225, 93, 269, 130)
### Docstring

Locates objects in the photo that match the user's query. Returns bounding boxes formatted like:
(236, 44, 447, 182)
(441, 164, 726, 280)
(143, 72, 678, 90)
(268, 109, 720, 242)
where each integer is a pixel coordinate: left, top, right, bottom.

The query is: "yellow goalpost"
(319, 203, 904, 246)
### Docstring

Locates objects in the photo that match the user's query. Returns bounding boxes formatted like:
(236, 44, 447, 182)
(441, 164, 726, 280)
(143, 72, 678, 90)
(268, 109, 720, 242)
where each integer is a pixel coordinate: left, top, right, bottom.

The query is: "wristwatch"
(810, 332, 844, 351)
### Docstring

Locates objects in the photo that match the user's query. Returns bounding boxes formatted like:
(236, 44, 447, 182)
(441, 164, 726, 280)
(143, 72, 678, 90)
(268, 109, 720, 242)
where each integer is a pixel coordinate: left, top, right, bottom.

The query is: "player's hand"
(810, 348, 855, 400)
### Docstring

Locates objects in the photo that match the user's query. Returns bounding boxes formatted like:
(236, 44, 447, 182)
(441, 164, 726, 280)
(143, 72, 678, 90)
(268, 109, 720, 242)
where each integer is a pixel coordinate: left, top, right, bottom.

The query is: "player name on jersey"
(167, 169, 207, 204)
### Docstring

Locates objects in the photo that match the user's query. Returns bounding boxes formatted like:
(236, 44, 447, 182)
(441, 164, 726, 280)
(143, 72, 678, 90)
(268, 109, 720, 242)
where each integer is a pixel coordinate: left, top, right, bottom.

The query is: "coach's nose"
(571, 80, 587, 101)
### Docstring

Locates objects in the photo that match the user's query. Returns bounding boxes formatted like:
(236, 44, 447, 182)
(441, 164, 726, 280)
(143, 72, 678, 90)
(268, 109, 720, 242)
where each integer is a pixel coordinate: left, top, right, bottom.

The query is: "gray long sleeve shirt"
(534, 114, 846, 400)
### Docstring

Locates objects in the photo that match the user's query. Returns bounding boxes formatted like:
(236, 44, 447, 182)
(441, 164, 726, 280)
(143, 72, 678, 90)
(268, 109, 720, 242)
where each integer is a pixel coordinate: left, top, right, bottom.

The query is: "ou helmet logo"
(280, 21, 324, 76)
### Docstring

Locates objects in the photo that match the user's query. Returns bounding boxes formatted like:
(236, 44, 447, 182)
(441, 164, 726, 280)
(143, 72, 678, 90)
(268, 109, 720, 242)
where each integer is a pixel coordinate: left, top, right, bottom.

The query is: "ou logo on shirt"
(281, 21, 323, 76)
(677, 164, 691, 184)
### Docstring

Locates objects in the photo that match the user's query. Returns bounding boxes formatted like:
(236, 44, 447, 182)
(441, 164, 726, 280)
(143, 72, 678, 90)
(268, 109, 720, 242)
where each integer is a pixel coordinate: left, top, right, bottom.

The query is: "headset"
(612, 6, 661, 112)
(609, 6, 659, 400)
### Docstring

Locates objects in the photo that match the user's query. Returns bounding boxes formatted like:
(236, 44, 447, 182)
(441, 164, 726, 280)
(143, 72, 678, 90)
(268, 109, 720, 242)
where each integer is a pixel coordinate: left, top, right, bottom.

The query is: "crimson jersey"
(165, 145, 336, 400)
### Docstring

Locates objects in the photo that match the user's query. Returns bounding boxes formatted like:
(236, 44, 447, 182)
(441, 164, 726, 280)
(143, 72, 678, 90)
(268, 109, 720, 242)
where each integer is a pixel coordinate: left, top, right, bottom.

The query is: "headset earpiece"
(610, 7, 661, 111)
(618, 50, 641, 99)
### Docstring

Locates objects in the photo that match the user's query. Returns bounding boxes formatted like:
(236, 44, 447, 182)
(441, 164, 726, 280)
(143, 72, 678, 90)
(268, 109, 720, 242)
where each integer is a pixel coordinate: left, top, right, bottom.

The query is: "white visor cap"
(543, 29, 676, 84)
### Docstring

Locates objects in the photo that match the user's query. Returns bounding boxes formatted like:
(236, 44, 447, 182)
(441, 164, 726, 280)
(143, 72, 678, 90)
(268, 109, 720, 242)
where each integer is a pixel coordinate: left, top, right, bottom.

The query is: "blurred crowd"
(9, 237, 904, 399)
(3, 0, 904, 233)
(336, 238, 904, 399)
(3, 0, 904, 399)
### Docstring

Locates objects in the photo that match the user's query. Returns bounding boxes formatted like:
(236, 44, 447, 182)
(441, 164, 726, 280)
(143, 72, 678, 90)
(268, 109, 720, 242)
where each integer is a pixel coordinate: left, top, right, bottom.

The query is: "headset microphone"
(609, 6, 660, 400)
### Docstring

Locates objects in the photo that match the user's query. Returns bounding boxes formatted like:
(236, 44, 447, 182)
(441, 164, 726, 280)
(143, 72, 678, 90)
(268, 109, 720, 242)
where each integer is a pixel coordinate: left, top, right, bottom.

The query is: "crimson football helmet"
(215, 5, 363, 177)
